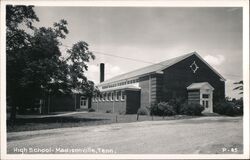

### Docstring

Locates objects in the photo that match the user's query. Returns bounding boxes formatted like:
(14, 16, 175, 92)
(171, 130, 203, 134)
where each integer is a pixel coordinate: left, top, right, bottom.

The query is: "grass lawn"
(7, 112, 199, 132)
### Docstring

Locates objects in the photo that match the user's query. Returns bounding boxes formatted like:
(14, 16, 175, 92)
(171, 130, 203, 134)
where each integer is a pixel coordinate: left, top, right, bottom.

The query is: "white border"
(1, 0, 249, 159)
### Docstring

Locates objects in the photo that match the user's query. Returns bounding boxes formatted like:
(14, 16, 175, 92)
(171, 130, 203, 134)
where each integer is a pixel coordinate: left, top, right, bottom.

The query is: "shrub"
(180, 103, 204, 116)
(119, 110, 126, 115)
(137, 107, 149, 115)
(158, 102, 176, 116)
(88, 108, 95, 112)
(214, 100, 243, 116)
(168, 98, 186, 114)
(106, 110, 112, 113)
(149, 102, 176, 116)
(148, 103, 160, 116)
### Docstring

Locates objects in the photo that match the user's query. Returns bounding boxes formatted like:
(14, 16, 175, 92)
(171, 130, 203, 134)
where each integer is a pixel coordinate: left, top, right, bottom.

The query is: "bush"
(118, 110, 126, 115)
(168, 98, 186, 114)
(106, 110, 112, 113)
(158, 102, 176, 116)
(180, 103, 204, 116)
(149, 102, 176, 116)
(214, 100, 243, 116)
(88, 108, 95, 112)
(137, 107, 149, 115)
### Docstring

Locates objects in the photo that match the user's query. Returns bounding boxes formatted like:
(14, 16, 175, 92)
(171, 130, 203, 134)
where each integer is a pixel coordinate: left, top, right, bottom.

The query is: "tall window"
(115, 91, 120, 101)
(111, 92, 113, 100)
(102, 93, 105, 101)
(121, 91, 125, 101)
(105, 93, 109, 101)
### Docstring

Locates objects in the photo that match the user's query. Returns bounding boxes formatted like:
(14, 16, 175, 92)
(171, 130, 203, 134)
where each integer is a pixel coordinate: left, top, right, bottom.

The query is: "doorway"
(202, 93, 210, 112)
(187, 82, 214, 113)
(80, 96, 88, 109)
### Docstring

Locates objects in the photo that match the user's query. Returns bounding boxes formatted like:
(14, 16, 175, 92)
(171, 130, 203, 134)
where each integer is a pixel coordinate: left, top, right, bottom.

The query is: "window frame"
(110, 92, 114, 101)
(115, 91, 119, 101)
(121, 90, 125, 101)
(202, 94, 209, 99)
(105, 92, 109, 101)
(102, 93, 105, 101)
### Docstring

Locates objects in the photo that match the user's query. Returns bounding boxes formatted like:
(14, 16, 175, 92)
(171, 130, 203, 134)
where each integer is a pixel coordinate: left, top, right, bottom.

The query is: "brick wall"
(151, 73, 163, 104)
(139, 76, 150, 108)
(41, 94, 89, 113)
(92, 99, 126, 114)
(126, 90, 141, 114)
(92, 90, 140, 114)
(161, 54, 225, 103)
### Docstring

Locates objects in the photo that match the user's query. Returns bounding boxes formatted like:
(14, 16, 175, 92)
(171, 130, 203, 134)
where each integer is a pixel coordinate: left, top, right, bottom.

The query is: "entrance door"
(80, 96, 88, 109)
(202, 94, 210, 112)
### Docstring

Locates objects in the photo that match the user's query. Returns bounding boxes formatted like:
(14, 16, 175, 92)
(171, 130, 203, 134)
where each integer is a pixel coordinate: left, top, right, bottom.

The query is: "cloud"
(105, 63, 124, 80)
(85, 64, 99, 84)
(85, 63, 124, 84)
(204, 54, 225, 66)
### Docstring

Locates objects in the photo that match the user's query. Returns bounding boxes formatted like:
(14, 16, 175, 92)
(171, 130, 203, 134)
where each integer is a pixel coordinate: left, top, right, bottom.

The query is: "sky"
(33, 7, 243, 99)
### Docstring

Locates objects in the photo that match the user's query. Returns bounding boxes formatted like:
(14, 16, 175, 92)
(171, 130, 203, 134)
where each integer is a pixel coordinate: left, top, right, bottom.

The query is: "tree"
(233, 80, 243, 95)
(6, 5, 39, 120)
(6, 5, 97, 121)
(6, 5, 39, 51)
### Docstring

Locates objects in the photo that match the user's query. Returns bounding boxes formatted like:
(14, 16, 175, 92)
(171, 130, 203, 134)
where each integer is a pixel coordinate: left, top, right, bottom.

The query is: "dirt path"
(7, 116, 243, 154)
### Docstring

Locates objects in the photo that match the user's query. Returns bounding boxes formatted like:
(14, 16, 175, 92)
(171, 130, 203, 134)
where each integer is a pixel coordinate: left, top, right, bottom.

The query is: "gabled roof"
(187, 82, 214, 90)
(98, 51, 225, 86)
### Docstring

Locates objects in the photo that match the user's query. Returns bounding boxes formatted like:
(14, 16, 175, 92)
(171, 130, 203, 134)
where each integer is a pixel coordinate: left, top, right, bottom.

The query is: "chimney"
(100, 63, 105, 83)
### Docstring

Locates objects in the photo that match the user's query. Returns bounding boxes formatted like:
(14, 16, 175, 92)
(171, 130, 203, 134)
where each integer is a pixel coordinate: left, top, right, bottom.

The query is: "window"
(107, 92, 110, 101)
(102, 93, 105, 101)
(115, 91, 120, 101)
(202, 94, 209, 98)
(205, 101, 209, 108)
(202, 100, 209, 108)
(106, 93, 108, 101)
(111, 92, 114, 101)
(121, 91, 125, 101)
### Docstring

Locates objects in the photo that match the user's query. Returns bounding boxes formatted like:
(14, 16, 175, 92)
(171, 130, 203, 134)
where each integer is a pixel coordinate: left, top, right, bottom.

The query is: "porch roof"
(187, 82, 214, 90)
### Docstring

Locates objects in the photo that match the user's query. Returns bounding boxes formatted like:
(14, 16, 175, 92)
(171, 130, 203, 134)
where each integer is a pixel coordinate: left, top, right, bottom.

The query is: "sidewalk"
(16, 111, 87, 119)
